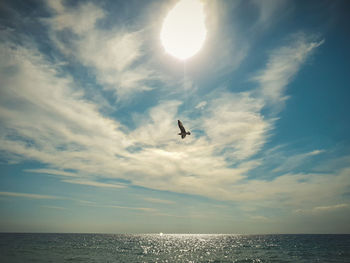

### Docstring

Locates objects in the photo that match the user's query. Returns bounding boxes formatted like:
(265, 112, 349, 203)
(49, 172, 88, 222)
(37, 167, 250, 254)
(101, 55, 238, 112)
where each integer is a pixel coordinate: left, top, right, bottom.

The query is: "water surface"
(1, 233, 349, 262)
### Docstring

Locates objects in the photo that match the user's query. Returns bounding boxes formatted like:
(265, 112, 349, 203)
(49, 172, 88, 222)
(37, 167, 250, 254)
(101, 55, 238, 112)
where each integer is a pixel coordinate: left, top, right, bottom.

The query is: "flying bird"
(178, 120, 191, 139)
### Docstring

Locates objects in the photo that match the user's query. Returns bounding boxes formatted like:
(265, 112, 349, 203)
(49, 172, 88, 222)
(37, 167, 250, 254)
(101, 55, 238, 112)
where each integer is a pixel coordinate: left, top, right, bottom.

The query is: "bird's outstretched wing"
(178, 120, 186, 133)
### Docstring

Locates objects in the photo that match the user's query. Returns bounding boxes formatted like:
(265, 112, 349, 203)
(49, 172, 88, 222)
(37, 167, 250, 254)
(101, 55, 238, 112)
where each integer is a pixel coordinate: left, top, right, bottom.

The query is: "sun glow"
(160, 0, 207, 60)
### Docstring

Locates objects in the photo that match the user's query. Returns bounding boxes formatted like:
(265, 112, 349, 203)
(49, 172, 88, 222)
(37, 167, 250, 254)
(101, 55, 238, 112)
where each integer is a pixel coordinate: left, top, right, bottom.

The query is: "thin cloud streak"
(0, 191, 60, 200)
(272, 149, 325, 173)
(295, 203, 349, 214)
(62, 179, 126, 189)
(143, 197, 176, 205)
(41, 205, 68, 210)
(79, 202, 156, 212)
(25, 169, 78, 177)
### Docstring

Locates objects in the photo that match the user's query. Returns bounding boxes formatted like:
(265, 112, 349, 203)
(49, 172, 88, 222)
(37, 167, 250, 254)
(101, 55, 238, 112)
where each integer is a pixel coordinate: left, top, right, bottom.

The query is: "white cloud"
(107, 205, 156, 212)
(249, 215, 271, 222)
(62, 179, 125, 189)
(0, 39, 131, 179)
(272, 149, 325, 173)
(308, 149, 325, 156)
(80, 202, 156, 212)
(130, 100, 182, 146)
(41, 205, 68, 210)
(143, 197, 175, 205)
(44, 0, 163, 100)
(0, 34, 332, 203)
(296, 203, 349, 214)
(202, 92, 271, 160)
(252, 33, 324, 108)
(0, 191, 60, 199)
(228, 166, 350, 209)
(313, 204, 349, 212)
(46, 1, 104, 35)
(25, 169, 78, 177)
(252, 0, 290, 29)
(0, 1, 338, 210)
(195, 101, 207, 109)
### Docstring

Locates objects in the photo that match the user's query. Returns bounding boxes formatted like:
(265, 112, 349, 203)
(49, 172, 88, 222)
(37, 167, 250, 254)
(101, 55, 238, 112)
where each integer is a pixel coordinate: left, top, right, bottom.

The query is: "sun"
(160, 0, 207, 60)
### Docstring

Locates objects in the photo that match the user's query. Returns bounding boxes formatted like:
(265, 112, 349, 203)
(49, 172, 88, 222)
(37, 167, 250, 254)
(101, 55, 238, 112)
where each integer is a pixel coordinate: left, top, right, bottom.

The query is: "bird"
(178, 120, 191, 139)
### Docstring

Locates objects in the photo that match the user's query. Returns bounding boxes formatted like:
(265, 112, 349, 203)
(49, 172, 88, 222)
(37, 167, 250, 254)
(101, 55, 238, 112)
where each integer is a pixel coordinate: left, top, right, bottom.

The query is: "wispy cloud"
(46, 1, 104, 35)
(313, 204, 349, 212)
(201, 92, 270, 160)
(272, 149, 325, 173)
(45, 0, 164, 100)
(296, 203, 349, 214)
(107, 205, 156, 212)
(249, 215, 271, 222)
(144, 197, 176, 205)
(230, 165, 350, 209)
(252, 0, 290, 29)
(79, 202, 156, 212)
(25, 169, 77, 177)
(0, 32, 327, 202)
(41, 205, 68, 210)
(0, 191, 60, 200)
(252, 33, 324, 109)
(195, 101, 207, 109)
(62, 179, 126, 189)
(0, 38, 132, 181)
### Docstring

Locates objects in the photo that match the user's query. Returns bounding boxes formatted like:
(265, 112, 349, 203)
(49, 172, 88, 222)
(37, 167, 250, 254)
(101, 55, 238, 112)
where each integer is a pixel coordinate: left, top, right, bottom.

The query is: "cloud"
(44, 0, 164, 100)
(46, 1, 104, 35)
(62, 179, 125, 189)
(0, 191, 60, 199)
(252, 0, 290, 29)
(313, 204, 349, 212)
(201, 92, 271, 160)
(41, 205, 68, 210)
(107, 205, 156, 212)
(0, 0, 336, 210)
(195, 101, 207, 109)
(143, 197, 175, 205)
(272, 149, 325, 173)
(252, 33, 324, 109)
(296, 203, 349, 214)
(130, 100, 182, 146)
(0, 38, 132, 180)
(25, 169, 78, 177)
(249, 215, 271, 222)
(0, 31, 330, 203)
(80, 202, 156, 212)
(229, 166, 350, 209)
(121, 91, 270, 199)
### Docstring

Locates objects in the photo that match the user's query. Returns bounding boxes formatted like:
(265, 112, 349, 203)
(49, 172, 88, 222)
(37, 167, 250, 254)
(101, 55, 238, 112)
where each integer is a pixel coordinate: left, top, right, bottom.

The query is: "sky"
(0, 0, 350, 234)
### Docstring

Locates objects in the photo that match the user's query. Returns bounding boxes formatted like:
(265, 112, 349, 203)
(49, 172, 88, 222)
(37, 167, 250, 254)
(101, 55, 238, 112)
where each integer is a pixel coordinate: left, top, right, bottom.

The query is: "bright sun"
(160, 0, 207, 60)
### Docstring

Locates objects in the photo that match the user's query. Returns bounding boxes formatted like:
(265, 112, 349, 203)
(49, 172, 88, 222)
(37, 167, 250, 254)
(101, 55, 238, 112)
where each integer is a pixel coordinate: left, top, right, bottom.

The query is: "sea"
(0, 233, 349, 262)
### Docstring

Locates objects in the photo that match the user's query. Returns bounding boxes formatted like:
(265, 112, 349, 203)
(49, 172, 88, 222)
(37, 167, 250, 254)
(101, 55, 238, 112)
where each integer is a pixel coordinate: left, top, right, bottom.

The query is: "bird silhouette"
(178, 120, 191, 139)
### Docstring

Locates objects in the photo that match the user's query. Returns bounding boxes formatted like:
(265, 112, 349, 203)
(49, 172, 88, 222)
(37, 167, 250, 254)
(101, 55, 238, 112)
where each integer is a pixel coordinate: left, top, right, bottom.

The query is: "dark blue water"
(0, 233, 349, 262)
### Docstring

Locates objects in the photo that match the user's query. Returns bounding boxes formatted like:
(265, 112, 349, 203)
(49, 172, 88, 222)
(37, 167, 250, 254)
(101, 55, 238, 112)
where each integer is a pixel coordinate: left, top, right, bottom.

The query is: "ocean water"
(0, 233, 349, 262)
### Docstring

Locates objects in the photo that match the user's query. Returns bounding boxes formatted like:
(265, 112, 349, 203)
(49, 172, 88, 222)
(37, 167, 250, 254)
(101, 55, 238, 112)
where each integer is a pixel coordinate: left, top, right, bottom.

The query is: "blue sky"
(0, 0, 349, 234)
